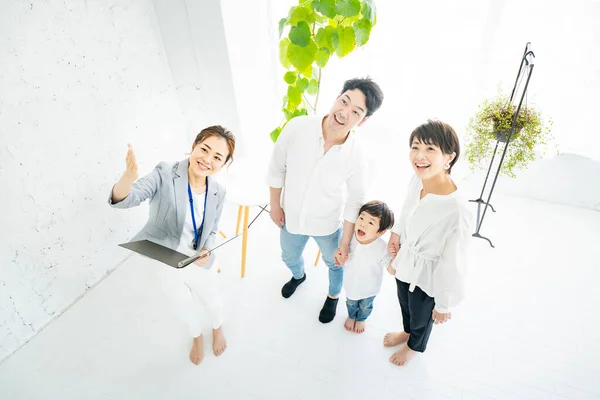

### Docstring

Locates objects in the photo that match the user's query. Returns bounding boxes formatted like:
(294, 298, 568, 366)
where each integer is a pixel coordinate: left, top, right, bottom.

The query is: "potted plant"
(465, 90, 553, 178)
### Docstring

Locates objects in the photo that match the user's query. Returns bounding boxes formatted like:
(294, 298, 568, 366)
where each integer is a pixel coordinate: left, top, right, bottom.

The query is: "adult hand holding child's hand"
(432, 310, 451, 324)
(388, 232, 400, 257)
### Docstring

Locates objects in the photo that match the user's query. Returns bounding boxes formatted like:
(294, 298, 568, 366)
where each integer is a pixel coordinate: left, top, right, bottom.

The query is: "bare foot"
(383, 331, 410, 347)
(212, 326, 227, 356)
(189, 335, 204, 365)
(354, 321, 365, 334)
(344, 317, 355, 332)
(389, 343, 417, 366)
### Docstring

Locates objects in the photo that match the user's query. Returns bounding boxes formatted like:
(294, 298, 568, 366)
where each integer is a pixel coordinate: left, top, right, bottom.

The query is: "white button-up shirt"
(267, 115, 368, 236)
(392, 175, 474, 313)
(344, 236, 391, 300)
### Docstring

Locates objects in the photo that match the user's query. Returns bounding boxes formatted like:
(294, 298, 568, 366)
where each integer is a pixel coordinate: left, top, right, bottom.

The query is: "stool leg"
(241, 206, 250, 278)
(314, 249, 321, 266)
(236, 205, 243, 235)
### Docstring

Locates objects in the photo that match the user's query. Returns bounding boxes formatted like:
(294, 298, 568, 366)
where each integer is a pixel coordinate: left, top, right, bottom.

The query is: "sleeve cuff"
(266, 174, 284, 189)
(434, 304, 450, 314)
(343, 207, 360, 224)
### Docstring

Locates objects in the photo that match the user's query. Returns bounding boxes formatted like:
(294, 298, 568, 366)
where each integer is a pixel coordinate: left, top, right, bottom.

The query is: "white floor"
(1, 194, 600, 400)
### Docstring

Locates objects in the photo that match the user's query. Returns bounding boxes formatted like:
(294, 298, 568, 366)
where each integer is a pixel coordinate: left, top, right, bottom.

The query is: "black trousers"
(395, 279, 435, 353)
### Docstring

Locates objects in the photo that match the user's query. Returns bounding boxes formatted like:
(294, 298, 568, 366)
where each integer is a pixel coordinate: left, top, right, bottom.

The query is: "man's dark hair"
(341, 77, 384, 117)
(358, 200, 395, 232)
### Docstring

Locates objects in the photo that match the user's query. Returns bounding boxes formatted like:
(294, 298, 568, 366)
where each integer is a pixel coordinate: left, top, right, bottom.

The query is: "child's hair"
(359, 200, 395, 232)
(193, 125, 236, 164)
(409, 119, 460, 173)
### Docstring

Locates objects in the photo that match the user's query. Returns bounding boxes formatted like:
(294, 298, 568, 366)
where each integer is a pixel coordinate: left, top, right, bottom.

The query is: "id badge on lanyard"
(188, 179, 208, 250)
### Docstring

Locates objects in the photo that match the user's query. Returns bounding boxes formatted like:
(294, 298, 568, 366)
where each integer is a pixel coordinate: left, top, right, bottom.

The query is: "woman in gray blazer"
(110, 125, 235, 365)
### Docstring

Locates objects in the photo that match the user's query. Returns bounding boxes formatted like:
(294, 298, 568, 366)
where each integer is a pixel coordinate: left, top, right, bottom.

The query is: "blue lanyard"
(187, 178, 208, 250)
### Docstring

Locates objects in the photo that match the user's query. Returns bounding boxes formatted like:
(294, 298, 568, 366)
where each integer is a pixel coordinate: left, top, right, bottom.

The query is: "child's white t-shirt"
(343, 235, 391, 300)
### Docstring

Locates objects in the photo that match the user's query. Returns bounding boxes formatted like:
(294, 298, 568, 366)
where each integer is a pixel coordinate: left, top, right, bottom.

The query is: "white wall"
(0, 0, 190, 362)
(153, 0, 243, 152)
(304, 0, 600, 162)
(220, 0, 281, 158)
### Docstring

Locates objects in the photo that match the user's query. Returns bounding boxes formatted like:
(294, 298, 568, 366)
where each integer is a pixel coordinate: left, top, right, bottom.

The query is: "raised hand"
(124, 143, 139, 182)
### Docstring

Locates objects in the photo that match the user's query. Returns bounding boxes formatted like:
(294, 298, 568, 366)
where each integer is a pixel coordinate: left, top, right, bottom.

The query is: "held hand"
(334, 243, 349, 266)
(432, 309, 451, 325)
(270, 205, 285, 229)
(388, 232, 400, 258)
(124, 143, 139, 182)
(193, 248, 210, 267)
(334, 250, 344, 266)
(386, 264, 396, 276)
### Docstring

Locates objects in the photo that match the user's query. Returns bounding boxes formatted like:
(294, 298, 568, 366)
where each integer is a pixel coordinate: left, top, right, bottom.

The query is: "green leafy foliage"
(270, 0, 377, 142)
(465, 88, 554, 178)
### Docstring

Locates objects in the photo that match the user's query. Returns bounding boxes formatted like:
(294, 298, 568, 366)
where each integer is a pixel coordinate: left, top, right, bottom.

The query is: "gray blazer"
(109, 158, 226, 269)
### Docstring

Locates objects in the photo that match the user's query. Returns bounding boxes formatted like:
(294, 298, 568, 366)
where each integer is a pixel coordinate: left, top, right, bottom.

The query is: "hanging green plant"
(270, 0, 377, 142)
(465, 89, 553, 178)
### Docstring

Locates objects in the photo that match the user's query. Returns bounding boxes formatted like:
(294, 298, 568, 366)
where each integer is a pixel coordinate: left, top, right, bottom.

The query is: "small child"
(340, 200, 395, 334)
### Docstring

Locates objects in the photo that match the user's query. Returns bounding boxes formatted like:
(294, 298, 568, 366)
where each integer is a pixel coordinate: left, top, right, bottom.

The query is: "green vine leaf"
(361, 0, 375, 23)
(278, 18, 288, 38)
(316, 47, 331, 67)
(284, 71, 297, 84)
(335, 0, 361, 17)
(289, 21, 312, 47)
(353, 18, 372, 46)
(333, 26, 355, 57)
(307, 79, 319, 95)
(316, 26, 336, 54)
(287, 39, 318, 75)
(287, 85, 302, 107)
(289, 5, 316, 25)
(270, 127, 282, 142)
(297, 77, 310, 92)
(279, 38, 291, 68)
(312, 0, 337, 19)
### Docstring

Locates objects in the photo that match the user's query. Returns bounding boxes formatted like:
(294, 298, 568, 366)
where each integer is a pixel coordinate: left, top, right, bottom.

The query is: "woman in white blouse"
(384, 120, 473, 366)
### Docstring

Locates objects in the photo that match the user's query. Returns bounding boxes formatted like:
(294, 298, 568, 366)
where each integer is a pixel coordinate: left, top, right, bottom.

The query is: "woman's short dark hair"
(358, 200, 395, 232)
(409, 120, 460, 173)
(341, 77, 384, 117)
(193, 125, 236, 164)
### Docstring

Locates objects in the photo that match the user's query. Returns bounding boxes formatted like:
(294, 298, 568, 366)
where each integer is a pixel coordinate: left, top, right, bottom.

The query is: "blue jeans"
(280, 225, 343, 297)
(346, 296, 375, 322)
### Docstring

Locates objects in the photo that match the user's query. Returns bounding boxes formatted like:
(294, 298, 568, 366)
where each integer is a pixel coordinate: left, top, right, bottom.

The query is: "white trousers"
(156, 262, 224, 338)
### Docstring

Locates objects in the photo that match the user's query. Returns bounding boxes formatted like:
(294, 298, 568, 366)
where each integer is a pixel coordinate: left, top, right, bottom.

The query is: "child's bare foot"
(389, 343, 417, 366)
(354, 320, 365, 334)
(344, 317, 355, 332)
(189, 335, 204, 365)
(383, 331, 410, 347)
(212, 326, 227, 356)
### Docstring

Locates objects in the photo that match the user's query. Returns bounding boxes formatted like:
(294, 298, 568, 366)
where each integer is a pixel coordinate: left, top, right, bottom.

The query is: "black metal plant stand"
(470, 42, 536, 248)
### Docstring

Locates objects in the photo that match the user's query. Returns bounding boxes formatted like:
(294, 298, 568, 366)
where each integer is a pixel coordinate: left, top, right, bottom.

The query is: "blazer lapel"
(199, 176, 219, 247)
(173, 159, 189, 234)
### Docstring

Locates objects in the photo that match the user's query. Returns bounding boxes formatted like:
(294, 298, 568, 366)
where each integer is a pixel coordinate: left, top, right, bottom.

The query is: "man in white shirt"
(267, 77, 384, 323)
